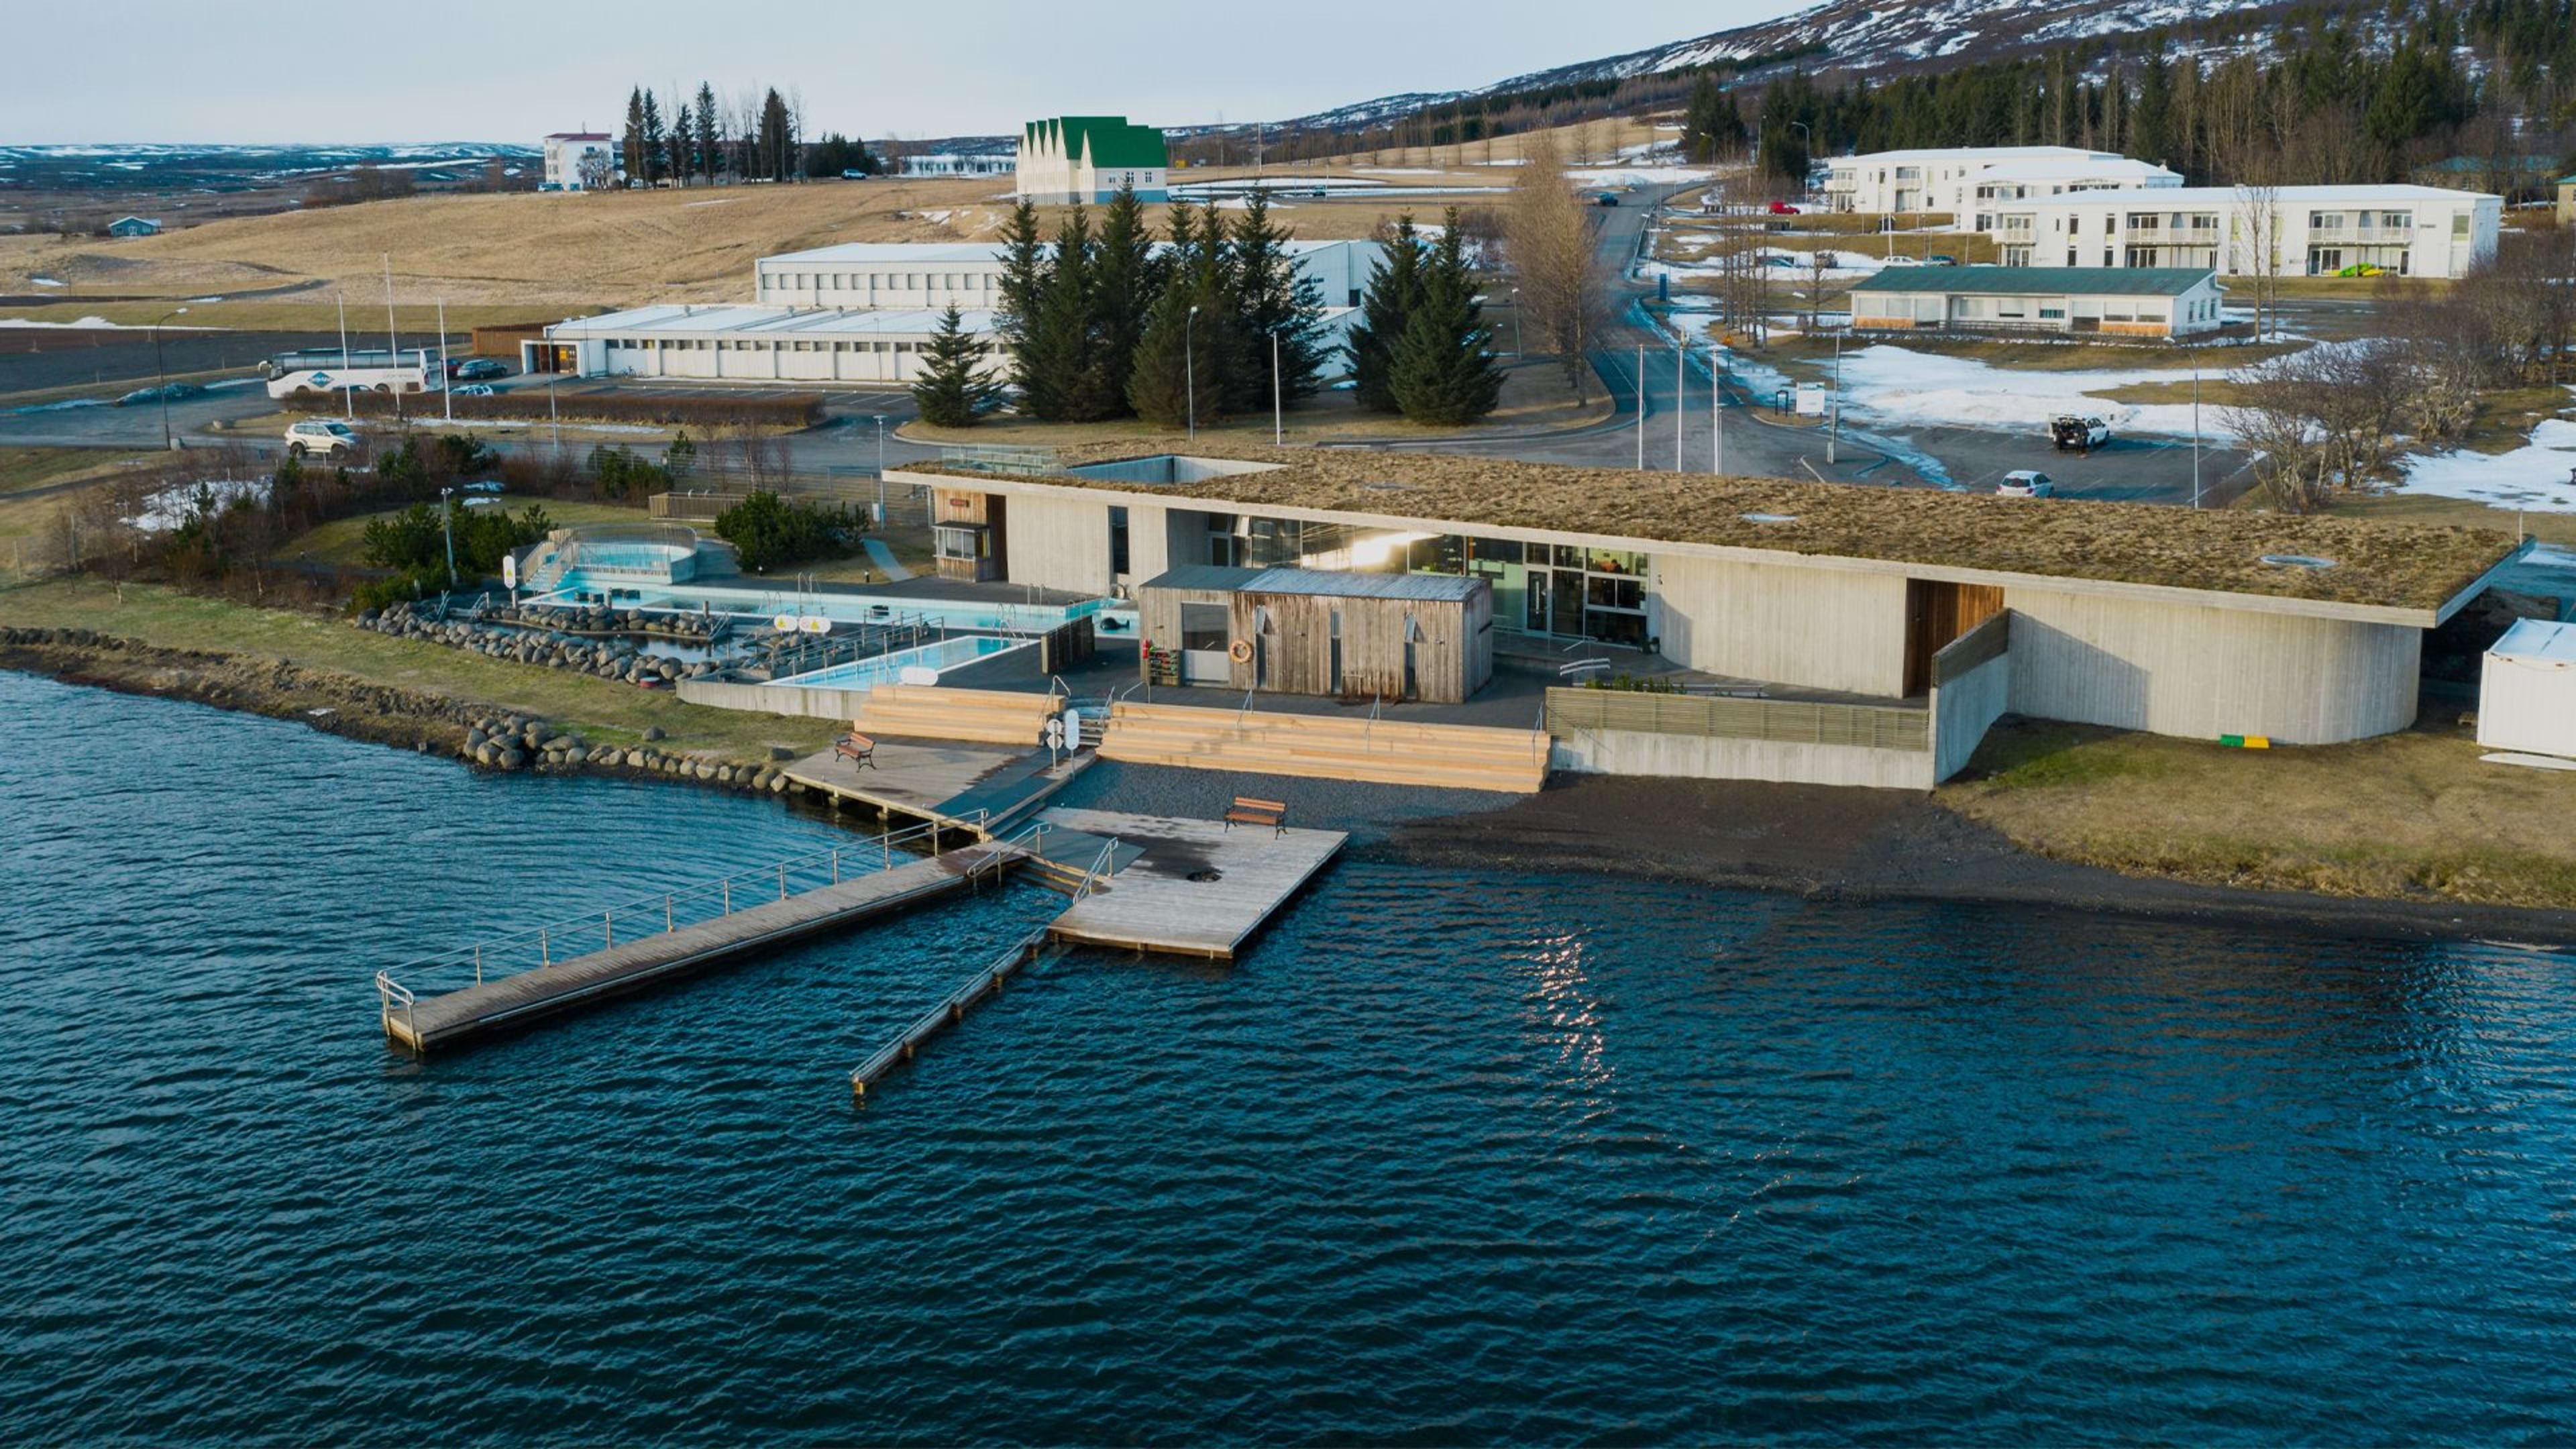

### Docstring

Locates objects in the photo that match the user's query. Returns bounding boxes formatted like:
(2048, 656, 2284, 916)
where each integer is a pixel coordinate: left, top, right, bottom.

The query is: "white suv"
(284, 419, 362, 459)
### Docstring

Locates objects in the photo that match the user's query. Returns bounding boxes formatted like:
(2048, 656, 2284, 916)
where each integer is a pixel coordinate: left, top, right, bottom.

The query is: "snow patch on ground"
(1831, 343, 2242, 440)
(1352, 167, 1447, 176)
(28, 276, 63, 287)
(127, 477, 269, 533)
(2397, 412, 2576, 514)
(682, 198, 734, 208)
(0, 315, 221, 331)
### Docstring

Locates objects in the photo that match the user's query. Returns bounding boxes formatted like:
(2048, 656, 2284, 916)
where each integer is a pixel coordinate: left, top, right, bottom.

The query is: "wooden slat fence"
(1546, 686, 1929, 753)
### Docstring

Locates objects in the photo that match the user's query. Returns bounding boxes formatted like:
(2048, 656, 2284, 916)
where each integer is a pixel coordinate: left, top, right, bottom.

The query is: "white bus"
(263, 348, 433, 399)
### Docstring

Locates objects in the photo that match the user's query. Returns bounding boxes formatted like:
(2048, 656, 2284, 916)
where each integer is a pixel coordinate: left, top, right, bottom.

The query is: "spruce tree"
(1388, 219, 1503, 426)
(694, 84, 720, 183)
(1346, 214, 1426, 413)
(909, 306, 1002, 427)
(993, 201, 1054, 417)
(1087, 183, 1163, 420)
(640, 91, 665, 186)
(1221, 188, 1328, 413)
(1158, 201, 1239, 415)
(621, 88, 647, 186)
(1029, 207, 1104, 421)
(1127, 280, 1222, 429)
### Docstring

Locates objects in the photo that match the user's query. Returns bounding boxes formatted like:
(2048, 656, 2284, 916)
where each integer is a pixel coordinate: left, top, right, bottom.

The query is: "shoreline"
(6, 629, 2571, 948)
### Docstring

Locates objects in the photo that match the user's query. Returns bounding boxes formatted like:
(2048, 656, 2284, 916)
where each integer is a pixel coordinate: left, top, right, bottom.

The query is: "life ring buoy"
(1227, 639, 1254, 664)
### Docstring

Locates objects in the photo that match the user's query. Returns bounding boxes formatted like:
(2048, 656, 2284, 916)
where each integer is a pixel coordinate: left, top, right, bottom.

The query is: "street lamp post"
(1185, 305, 1201, 443)
(149, 306, 188, 450)
(438, 297, 451, 424)
(1509, 286, 1522, 356)
(2191, 347, 2203, 509)
(1634, 343, 1646, 471)
(1826, 326, 1844, 467)
(1788, 120, 1811, 203)
(1673, 333, 1685, 474)
(1271, 330, 1283, 446)
(438, 486, 458, 587)
(872, 413, 889, 525)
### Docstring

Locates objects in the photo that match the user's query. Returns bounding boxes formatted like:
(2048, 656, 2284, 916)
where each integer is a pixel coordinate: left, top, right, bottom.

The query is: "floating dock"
(778, 737, 1093, 837)
(1036, 807, 1346, 961)
(378, 844, 1016, 1053)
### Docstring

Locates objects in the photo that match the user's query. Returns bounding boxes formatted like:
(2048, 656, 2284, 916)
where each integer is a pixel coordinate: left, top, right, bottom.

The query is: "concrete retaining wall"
(677, 678, 870, 721)
(1549, 730, 1934, 790)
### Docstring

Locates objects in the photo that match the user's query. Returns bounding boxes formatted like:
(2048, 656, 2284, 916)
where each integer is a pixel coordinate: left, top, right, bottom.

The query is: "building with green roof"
(1849, 264, 2225, 337)
(1017, 115, 1170, 205)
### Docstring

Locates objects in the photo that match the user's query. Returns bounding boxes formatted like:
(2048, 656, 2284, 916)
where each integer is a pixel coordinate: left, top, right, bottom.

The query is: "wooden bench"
(835, 733, 877, 770)
(1223, 796, 1287, 836)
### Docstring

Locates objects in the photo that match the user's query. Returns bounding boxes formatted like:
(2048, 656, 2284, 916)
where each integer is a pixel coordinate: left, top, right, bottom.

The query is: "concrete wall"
(2006, 586, 2420, 743)
(1650, 554, 1909, 696)
(678, 678, 869, 721)
(1929, 648, 2012, 781)
(1550, 731, 1933, 790)
(1002, 494, 1114, 594)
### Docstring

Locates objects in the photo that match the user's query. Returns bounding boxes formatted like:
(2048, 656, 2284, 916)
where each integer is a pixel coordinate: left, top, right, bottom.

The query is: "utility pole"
(150, 306, 188, 450)
(872, 413, 888, 526)
(438, 486, 458, 586)
(1826, 327, 1843, 467)
(383, 254, 401, 422)
(2191, 346, 2203, 509)
(1185, 305, 1200, 443)
(1712, 345, 1724, 476)
(1634, 344, 1645, 470)
(438, 297, 451, 424)
(1673, 335, 1685, 473)
(337, 294, 353, 421)
(1272, 330, 1283, 445)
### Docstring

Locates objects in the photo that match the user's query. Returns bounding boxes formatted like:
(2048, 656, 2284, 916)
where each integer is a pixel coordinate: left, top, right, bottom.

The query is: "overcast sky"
(1, 0, 1810, 145)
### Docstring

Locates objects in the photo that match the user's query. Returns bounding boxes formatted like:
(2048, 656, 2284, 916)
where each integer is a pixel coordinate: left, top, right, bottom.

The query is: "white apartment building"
(1016, 115, 1169, 204)
(2014, 184, 2503, 279)
(1824, 146, 2181, 223)
(541, 132, 616, 192)
(898, 151, 1014, 178)
(753, 239, 1385, 312)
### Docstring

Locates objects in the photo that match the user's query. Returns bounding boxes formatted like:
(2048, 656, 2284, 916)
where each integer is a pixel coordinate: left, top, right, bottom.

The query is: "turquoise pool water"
(533, 582, 1107, 636)
(774, 634, 1030, 690)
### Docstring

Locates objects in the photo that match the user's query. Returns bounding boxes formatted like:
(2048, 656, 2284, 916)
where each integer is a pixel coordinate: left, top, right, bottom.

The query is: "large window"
(1179, 602, 1228, 654)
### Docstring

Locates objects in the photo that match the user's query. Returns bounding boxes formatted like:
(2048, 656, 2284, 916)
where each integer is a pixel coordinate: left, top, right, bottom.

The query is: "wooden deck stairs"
(1096, 700, 1548, 793)
(851, 684, 1063, 747)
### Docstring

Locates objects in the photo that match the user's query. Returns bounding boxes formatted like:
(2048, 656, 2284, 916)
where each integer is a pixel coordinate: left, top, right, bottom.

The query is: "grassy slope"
(1942, 720, 2576, 908)
(0, 577, 839, 759)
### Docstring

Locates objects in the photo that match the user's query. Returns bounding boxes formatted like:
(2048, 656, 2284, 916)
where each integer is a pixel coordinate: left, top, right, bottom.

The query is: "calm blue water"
(3, 669, 2575, 1444)
(780, 633, 1033, 689)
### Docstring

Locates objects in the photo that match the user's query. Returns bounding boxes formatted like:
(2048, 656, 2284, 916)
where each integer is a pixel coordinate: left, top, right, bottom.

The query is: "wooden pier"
(778, 737, 1093, 837)
(1038, 808, 1346, 960)
(377, 839, 1018, 1053)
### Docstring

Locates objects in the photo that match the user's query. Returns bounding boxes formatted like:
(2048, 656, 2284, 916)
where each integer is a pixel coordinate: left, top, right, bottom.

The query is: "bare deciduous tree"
(1505, 131, 1608, 401)
(2231, 182, 2283, 340)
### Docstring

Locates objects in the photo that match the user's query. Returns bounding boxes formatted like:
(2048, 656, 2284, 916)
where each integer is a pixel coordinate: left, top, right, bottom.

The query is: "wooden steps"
(1097, 701, 1548, 793)
(851, 684, 1063, 747)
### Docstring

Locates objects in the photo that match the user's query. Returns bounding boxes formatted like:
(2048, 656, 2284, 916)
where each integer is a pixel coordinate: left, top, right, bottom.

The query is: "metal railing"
(372, 819, 966, 1005)
(849, 831, 1116, 1101)
(1545, 686, 1929, 752)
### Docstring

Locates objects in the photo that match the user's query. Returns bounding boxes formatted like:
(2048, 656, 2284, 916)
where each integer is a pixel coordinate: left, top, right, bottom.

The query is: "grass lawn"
(0, 445, 160, 497)
(1942, 718, 2576, 908)
(2318, 490, 2576, 547)
(900, 359, 1609, 447)
(273, 494, 647, 568)
(0, 576, 841, 760)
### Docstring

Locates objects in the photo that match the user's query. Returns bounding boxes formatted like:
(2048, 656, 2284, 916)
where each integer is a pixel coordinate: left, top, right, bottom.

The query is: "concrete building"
(1016, 115, 1169, 203)
(526, 305, 996, 384)
(541, 132, 616, 191)
(106, 216, 161, 237)
(1823, 146, 2180, 221)
(1849, 266, 2226, 338)
(2014, 184, 2502, 279)
(898, 150, 1014, 178)
(888, 443, 2524, 763)
(754, 238, 1382, 311)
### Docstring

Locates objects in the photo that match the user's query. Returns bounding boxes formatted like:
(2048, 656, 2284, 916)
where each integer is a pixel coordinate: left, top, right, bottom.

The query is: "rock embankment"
(0, 627, 786, 792)
(360, 602, 723, 688)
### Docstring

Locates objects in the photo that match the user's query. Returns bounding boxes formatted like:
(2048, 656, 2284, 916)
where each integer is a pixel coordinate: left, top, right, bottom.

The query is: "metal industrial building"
(1848, 266, 2226, 338)
(889, 443, 2526, 769)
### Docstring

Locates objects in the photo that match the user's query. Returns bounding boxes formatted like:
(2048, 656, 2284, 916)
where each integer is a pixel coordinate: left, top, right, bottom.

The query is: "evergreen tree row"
(1346, 209, 1505, 427)
(987, 187, 1332, 428)
(617, 82, 876, 188)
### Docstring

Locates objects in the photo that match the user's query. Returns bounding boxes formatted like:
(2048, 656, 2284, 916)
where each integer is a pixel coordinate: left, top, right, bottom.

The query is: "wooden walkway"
(1037, 808, 1347, 960)
(380, 847, 1014, 1053)
(779, 739, 1093, 837)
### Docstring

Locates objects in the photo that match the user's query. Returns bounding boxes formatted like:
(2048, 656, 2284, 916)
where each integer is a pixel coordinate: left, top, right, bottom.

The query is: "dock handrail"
(850, 833, 1119, 1101)
(371, 820, 958, 1002)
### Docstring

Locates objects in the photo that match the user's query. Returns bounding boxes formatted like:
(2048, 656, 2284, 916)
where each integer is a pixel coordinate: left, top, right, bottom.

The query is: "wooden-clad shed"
(1136, 566, 1493, 704)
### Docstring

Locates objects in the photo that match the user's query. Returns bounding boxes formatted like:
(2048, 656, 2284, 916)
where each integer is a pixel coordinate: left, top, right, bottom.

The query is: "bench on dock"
(1224, 796, 1288, 836)
(835, 732, 877, 770)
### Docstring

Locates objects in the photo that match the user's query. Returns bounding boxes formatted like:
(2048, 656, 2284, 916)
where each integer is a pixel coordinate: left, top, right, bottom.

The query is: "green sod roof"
(1024, 115, 1168, 170)
(1850, 266, 2216, 297)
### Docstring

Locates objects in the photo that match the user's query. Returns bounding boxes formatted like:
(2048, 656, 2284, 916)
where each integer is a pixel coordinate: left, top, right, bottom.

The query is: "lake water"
(3, 669, 2573, 1442)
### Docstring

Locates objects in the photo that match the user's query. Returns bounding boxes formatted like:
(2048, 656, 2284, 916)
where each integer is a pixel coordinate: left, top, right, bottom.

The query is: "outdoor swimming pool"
(533, 581, 1110, 637)
(772, 634, 1032, 690)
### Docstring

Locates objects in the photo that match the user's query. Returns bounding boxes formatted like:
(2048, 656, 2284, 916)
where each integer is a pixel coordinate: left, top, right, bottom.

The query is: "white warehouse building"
(2011, 184, 2503, 279)
(1824, 146, 2182, 221)
(753, 238, 1385, 312)
(527, 305, 997, 385)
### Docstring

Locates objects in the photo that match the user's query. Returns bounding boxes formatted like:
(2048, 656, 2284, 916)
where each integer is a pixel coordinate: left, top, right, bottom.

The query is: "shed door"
(1904, 580, 2005, 696)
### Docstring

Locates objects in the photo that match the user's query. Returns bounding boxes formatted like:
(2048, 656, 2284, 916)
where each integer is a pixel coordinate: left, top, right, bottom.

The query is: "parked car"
(1881, 256, 1921, 266)
(2049, 415, 2112, 452)
(114, 381, 203, 407)
(1765, 255, 1800, 267)
(454, 358, 507, 380)
(453, 382, 496, 397)
(462, 480, 504, 494)
(1925, 254, 1960, 266)
(1767, 201, 1801, 215)
(1996, 470, 2057, 498)
(1595, 193, 1620, 207)
(283, 419, 362, 459)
